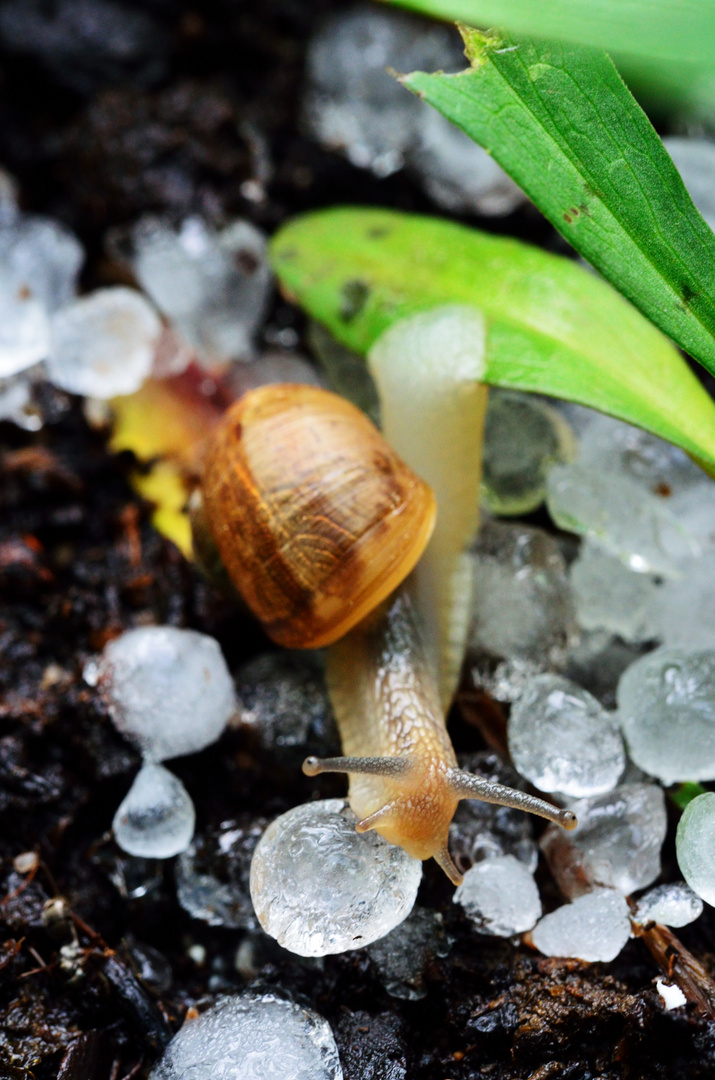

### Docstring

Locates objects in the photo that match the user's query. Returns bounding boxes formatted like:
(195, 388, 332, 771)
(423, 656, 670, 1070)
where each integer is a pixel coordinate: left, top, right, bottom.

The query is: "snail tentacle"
(355, 802, 399, 833)
(434, 846, 463, 887)
(447, 769, 578, 830)
(302, 755, 413, 779)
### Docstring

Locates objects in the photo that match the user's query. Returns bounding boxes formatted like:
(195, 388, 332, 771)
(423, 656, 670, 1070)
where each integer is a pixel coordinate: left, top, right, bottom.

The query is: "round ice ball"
(94, 626, 237, 762)
(676, 792, 715, 906)
(250, 799, 422, 956)
(149, 993, 343, 1080)
(113, 763, 195, 859)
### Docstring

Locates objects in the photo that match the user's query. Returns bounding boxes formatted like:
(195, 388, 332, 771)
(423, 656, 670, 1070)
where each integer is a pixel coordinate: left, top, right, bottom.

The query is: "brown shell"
(201, 383, 436, 648)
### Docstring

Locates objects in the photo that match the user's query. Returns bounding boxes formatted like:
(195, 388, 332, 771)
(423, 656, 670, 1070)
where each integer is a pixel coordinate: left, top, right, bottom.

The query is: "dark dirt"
(1, 1, 715, 1078)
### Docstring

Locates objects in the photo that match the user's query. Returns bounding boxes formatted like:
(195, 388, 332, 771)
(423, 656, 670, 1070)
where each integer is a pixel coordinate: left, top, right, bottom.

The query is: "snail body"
(198, 309, 576, 883)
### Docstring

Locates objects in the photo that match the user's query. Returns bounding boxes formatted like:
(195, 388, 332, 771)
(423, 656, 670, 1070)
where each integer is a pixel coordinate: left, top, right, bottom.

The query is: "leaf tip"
(457, 23, 503, 67)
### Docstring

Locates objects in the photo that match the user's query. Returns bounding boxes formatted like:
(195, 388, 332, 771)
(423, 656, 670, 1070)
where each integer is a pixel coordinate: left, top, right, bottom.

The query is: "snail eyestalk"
(302, 755, 412, 779)
(447, 768, 578, 831)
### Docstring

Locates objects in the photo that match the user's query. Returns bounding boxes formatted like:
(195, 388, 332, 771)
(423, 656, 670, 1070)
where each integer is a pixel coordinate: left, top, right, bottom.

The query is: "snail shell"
(200, 383, 436, 649)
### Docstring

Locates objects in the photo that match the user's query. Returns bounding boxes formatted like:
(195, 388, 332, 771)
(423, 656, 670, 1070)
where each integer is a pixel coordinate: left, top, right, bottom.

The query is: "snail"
(195, 306, 577, 884)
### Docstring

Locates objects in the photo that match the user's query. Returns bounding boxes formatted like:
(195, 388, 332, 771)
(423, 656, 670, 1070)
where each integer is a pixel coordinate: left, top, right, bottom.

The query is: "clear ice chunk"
(175, 816, 268, 929)
(663, 137, 715, 232)
(249, 799, 422, 957)
(46, 287, 161, 397)
(449, 752, 538, 873)
(540, 784, 667, 899)
(668, 482, 715, 553)
(576, 410, 705, 499)
(546, 463, 698, 577)
(632, 882, 703, 927)
(676, 792, 715, 906)
(482, 390, 575, 517)
(650, 552, 715, 650)
(617, 647, 715, 784)
(233, 652, 339, 762)
(469, 520, 576, 670)
(454, 855, 542, 937)
(564, 630, 645, 710)
(149, 993, 343, 1080)
(570, 541, 660, 644)
(366, 907, 450, 1000)
(408, 108, 525, 216)
(508, 674, 624, 798)
(113, 762, 195, 859)
(308, 321, 380, 426)
(94, 626, 236, 762)
(531, 888, 631, 963)
(128, 215, 272, 366)
(303, 6, 523, 214)
(0, 365, 43, 430)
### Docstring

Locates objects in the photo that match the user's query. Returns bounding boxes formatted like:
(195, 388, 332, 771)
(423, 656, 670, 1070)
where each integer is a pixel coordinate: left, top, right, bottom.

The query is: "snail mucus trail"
(195, 307, 576, 885)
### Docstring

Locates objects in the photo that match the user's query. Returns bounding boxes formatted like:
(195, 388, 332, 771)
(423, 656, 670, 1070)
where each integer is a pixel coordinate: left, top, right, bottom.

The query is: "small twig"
(632, 920, 715, 1020)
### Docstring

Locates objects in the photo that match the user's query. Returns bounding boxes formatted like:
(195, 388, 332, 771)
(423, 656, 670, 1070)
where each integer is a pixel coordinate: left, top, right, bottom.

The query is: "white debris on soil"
(91, 625, 236, 762)
(617, 647, 715, 784)
(633, 882, 703, 928)
(676, 792, 715, 907)
(453, 855, 542, 937)
(149, 993, 344, 1080)
(127, 215, 272, 367)
(663, 136, 715, 231)
(113, 762, 195, 859)
(46, 287, 162, 397)
(540, 784, 667, 899)
(508, 674, 624, 797)
(532, 888, 631, 963)
(249, 799, 422, 957)
(482, 390, 575, 516)
(469, 520, 576, 670)
(546, 463, 699, 577)
(303, 5, 524, 214)
(656, 979, 688, 1010)
(570, 541, 660, 644)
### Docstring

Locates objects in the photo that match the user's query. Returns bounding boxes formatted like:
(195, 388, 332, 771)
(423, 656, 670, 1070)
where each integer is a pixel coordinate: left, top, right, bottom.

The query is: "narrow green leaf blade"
(401, 32, 715, 381)
(270, 207, 715, 475)
(385, 0, 715, 68)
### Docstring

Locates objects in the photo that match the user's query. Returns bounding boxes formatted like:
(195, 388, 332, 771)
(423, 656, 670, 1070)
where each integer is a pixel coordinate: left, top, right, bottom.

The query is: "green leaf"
(401, 31, 715, 384)
(385, 0, 715, 68)
(270, 207, 715, 475)
(671, 782, 709, 812)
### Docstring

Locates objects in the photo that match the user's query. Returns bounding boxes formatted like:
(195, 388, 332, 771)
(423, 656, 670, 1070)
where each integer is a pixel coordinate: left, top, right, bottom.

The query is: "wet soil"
(1, 1, 715, 1077)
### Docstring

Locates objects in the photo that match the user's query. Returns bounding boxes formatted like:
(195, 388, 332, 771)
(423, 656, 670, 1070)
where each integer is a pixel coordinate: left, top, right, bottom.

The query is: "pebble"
(469, 520, 576, 669)
(531, 888, 631, 963)
(113, 763, 195, 859)
(366, 907, 450, 1000)
(303, 5, 524, 214)
(233, 651, 339, 763)
(449, 752, 538, 872)
(46, 287, 161, 397)
(249, 799, 422, 956)
(570, 541, 660, 643)
(676, 792, 715, 906)
(546, 463, 698, 577)
(129, 215, 272, 366)
(633, 882, 703, 927)
(541, 784, 667, 899)
(175, 816, 268, 930)
(149, 993, 344, 1080)
(454, 855, 542, 937)
(93, 626, 236, 762)
(663, 136, 715, 232)
(617, 646, 715, 783)
(508, 673, 624, 797)
(482, 390, 575, 516)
